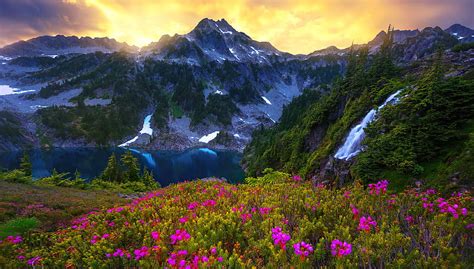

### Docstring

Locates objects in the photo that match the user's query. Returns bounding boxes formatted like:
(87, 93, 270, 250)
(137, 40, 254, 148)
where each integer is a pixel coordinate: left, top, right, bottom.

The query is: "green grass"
(0, 217, 39, 239)
(0, 181, 127, 234)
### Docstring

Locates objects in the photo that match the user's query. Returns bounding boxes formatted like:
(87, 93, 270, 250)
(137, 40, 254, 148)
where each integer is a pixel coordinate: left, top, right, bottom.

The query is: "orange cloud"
(1, 0, 473, 54)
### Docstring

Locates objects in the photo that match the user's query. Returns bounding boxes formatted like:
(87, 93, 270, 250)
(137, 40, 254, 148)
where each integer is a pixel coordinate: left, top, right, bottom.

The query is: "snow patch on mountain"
(199, 131, 220, 143)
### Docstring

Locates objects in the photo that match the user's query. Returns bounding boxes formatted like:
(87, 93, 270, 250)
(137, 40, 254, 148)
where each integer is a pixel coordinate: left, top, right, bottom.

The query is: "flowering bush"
(0, 179, 472, 268)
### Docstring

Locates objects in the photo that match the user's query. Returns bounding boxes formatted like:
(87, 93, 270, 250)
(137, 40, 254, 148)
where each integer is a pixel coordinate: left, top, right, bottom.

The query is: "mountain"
(0, 18, 344, 153)
(142, 18, 290, 64)
(243, 28, 474, 190)
(445, 23, 474, 43)
(308, 25, 469, 63)
(0, 20, 472, 156)
(0, 35, 138, 57)
(392, 26, 459, 62)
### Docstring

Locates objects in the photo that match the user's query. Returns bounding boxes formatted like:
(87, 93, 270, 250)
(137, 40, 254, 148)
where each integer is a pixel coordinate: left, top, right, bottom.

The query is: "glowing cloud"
(0, 0, 473, 54)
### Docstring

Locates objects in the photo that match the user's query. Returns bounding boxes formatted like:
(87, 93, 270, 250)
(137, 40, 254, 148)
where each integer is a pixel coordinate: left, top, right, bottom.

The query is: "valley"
(0, 2, 473, 266)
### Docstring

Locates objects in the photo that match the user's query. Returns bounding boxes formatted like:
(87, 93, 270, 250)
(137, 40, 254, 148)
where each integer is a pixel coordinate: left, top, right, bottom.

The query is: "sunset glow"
(0, 0, 473, 54)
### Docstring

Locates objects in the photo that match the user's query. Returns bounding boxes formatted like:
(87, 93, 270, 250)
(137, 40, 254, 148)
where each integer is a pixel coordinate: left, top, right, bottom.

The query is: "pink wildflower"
(27, 256, 42, 266)
(343, 191, 351, 199)
(90, 235, 100, 244)
(188, 202, 200, 210)
(423, 202, 434, 212)
(170, 229, 191, 244)
(330, 239, 352, 257)
(259, 207, 272, 215)
(151, 231, 160, 241)
(241, 213, 252, 223)
(134, 246, 150, 260)
(202, 199, 217, 207)
(292, 175, 302, 182)
(368, 180, 389, 195)
(113, 248, 125, 257)
(179, 217, 188, 223)
(6, 235, 22, 244)
(358, 216, 377, 232)
(350, 204, 359, 219)
(271, 226, 291, 250)
(293, 241, 314, 259)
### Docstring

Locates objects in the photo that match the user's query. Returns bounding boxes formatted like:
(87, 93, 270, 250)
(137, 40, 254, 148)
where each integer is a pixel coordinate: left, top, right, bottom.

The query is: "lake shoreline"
(0, 147, 245, 187)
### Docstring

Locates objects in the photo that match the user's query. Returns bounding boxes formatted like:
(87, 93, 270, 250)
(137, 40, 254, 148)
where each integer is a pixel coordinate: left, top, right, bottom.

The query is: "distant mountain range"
(0, 18, 473, 153)
(0, 36, 138, 57)
(1, 19, 472, 63)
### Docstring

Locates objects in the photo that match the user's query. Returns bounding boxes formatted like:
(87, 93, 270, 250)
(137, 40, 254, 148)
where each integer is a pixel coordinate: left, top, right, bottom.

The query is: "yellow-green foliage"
(0, 179, 471, 268)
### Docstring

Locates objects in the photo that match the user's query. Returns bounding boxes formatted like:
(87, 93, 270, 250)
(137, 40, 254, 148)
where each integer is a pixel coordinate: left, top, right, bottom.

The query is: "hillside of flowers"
(0, 177, 472, 268)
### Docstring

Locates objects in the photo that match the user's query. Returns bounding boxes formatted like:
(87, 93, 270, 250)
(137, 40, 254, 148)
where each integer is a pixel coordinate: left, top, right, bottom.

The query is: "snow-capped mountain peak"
(142, 18, 285, 64)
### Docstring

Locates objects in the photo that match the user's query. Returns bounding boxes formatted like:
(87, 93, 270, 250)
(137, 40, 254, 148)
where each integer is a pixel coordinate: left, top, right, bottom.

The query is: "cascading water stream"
(334, 90, 403, 160)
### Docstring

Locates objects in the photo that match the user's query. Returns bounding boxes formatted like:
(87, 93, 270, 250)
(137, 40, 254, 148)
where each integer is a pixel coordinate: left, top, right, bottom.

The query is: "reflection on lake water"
(0, 148, 245, 186)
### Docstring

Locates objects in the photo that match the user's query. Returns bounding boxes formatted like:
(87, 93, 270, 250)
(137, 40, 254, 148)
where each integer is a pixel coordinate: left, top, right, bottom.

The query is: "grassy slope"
(0, 181, 126, 238)
(0, 180, 472, 268)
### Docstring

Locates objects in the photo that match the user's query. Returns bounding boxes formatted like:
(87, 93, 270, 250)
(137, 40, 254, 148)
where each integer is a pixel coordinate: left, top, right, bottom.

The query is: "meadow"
(0, 175, 472, 268)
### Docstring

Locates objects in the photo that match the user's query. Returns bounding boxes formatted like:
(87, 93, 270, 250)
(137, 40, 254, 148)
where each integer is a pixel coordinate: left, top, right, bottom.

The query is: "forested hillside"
(243, 29, 474, 190)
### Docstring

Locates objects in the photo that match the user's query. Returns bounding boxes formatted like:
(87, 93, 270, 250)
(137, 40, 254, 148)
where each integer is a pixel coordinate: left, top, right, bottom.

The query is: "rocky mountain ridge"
(0, 19, 472, 153)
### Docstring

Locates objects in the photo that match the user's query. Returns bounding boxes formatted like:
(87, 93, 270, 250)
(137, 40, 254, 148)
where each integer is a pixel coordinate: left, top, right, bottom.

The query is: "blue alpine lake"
(0, 147, 245, 186)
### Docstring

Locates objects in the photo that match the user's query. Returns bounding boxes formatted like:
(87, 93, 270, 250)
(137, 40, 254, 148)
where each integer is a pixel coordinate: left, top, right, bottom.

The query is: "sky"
(0, 0, 473, 54)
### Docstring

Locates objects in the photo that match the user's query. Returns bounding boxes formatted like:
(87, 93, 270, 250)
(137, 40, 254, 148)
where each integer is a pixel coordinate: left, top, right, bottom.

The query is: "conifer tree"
(142, 168, 160, 188)
(121, 151, 140, 182)
(19, 152, 32, 176)
(101, 153, 121, 182)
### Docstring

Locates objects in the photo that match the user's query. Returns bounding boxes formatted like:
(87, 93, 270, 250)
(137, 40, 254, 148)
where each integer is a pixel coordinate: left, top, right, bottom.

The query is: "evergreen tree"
(74, 169, 81, 181)
(101, 153, 121, 182)
(121, 151, 140, 182)
(19, 152, 32, 176)
(142, 168, 160, 188)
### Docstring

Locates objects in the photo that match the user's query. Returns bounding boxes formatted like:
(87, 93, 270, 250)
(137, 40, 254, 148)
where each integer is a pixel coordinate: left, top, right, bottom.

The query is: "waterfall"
(334, 90, 402, 160)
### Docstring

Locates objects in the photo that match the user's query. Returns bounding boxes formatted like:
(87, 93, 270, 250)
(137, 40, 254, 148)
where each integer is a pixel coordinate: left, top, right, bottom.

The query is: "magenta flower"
(217, 256, 224, 262)
(17, 255, 25, 260)
(188, 202, 200, 210)
(405, 215, 414, 225)
(438, 201, 467, 218)
(6, 235, 22, 244)
(350, 204, 359, 219)
(241, 213, 252, 223)
(179, 217, 188, 223)
(151, 231, 160, 241)
(113, 248, 125, 257)
(358, 216, 377, 232)
(271, 226, 291, 250)
(259, 207, 272, 215)
(423, 202, 434, 212)
(292, 175, 302, 182)
(202, 199, 217, 207)
(368, 180, 389, 195)
(170, 229, 191, 244)
(210, 247, 217, 255)
(27, 256, 42, 266)
(330, 239, 352, 257)
(102, 233, 110, 239)
(293, 241, 314, 258)
(90, 235, 100, 244)
(134, 246, 150, 260)
(343, 191, 351, 199)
